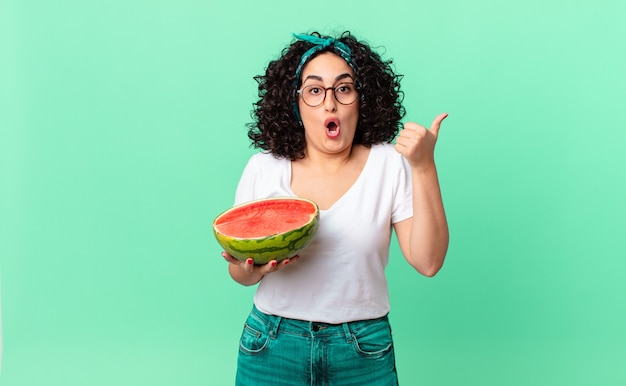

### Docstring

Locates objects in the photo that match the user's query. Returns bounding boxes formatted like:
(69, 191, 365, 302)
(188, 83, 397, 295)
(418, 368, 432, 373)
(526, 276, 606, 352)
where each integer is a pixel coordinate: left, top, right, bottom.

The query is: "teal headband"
(292, 33, 356, 122)
(293, 33, 354, 84)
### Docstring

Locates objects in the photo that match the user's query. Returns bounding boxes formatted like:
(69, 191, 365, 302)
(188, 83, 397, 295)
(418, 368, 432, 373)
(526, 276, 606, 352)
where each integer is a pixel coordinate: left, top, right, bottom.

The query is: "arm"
(393, 113, 450, 277)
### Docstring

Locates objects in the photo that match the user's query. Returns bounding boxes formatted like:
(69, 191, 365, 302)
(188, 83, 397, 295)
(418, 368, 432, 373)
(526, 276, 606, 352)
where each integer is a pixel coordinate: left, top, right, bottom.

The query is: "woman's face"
(298, 52, 359, 156)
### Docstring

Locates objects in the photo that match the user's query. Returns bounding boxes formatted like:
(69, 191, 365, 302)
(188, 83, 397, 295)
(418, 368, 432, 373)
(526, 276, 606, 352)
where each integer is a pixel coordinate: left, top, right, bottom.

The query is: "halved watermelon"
(213, 197, 319, 264)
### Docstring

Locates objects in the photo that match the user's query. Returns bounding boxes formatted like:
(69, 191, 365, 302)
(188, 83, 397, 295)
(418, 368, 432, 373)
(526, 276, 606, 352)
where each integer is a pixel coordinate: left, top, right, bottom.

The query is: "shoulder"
(241, 152, 291, 181)
(235, 152, 291, 204)
(366, 143, 410, 182)
(372, 142, 397, 153)
(370, 142, 405, 163)
(246, 151, 290, 168)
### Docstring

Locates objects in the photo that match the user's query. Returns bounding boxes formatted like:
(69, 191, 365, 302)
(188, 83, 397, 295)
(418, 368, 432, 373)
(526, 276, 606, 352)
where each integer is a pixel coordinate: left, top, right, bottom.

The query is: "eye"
(335, 83, 354, 94)
(306, 86, 323, 95)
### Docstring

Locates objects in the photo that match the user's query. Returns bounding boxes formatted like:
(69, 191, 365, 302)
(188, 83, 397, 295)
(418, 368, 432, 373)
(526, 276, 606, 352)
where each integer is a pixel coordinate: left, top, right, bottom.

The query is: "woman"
(222, 31, 449, 385)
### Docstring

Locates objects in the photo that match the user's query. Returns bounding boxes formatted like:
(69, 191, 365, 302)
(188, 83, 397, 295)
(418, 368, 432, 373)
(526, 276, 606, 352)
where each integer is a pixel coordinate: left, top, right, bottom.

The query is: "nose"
(323, 88, 337, 112)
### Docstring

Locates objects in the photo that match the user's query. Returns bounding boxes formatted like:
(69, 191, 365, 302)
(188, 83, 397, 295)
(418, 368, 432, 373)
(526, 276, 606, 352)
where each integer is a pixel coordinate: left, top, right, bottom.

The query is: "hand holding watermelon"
(394, 113, 448, 169)
(222, 251, 300, 276)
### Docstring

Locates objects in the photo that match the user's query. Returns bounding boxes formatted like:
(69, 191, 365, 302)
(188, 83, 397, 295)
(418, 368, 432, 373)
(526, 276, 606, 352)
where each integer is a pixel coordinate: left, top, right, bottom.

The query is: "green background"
(1, 0, 625, 385)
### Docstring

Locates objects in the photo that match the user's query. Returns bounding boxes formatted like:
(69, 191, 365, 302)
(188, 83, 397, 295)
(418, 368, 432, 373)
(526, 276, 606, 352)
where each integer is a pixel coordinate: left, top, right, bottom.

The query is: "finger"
(259, 260, 279, 275)
(222, 252, 254, 271)
(222, 251, 239, 264)
(402, 121, 426, 133)
(243, 258, 255, 273)
(281, 255, 300, 267)
(429, 113, 449, 137)
(396, 124, 422, 148)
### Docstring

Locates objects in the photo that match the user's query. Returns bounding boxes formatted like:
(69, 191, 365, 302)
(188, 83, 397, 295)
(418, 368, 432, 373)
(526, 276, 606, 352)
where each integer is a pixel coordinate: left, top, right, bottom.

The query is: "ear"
(292, 89, 302, 123)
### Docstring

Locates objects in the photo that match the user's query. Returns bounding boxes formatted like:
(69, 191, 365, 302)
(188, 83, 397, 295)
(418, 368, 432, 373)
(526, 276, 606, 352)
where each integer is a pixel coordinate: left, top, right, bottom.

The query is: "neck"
(299, 144, 361, 172)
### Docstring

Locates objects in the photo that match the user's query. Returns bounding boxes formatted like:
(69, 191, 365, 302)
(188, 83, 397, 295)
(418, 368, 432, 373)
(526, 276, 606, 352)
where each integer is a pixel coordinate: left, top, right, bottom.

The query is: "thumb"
(430, 113, 449, 137)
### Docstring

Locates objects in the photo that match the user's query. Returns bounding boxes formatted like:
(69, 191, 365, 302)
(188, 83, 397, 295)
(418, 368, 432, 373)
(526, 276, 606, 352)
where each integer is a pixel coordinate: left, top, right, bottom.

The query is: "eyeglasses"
(297, 83, 358, 107)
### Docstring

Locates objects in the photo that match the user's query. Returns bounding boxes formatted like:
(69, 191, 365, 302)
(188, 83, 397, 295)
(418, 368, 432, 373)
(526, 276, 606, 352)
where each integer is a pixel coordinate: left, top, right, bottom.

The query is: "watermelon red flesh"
(214, 200, 315, 238)
(213, 197, 320, 264)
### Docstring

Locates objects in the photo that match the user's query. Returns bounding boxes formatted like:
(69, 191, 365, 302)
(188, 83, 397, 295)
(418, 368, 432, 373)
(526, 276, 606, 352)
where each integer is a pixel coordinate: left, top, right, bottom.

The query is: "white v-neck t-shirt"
(234, 142, 413, 323)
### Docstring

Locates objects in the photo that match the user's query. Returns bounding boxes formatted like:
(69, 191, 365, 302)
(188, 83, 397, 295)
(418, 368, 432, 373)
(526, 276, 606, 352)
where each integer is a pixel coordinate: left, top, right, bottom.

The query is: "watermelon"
(213, 197, 320, 265)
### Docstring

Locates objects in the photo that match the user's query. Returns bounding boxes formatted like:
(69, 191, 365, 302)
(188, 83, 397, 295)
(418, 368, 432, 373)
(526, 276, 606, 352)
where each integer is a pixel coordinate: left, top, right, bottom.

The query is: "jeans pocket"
(239, 315, 271, 355)
(351, 319, 394, 358)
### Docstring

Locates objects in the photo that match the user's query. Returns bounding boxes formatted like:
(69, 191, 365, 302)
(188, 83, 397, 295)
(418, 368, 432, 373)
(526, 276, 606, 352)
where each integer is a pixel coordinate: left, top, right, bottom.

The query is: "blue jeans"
(236, 305, 399, 386)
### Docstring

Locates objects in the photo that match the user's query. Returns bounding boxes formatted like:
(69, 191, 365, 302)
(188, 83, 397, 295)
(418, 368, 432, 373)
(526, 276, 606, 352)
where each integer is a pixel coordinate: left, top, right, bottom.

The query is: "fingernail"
(221, 252, 226, 257)
(246, 258, 254, 265)
(284, 260, 290, 265)
(271, 261, 277, 267)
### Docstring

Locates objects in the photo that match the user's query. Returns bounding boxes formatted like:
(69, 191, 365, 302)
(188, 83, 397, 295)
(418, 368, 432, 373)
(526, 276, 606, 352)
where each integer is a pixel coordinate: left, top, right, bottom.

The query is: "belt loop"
(342, 322, 353, 343)
(270, 315, 282, 338)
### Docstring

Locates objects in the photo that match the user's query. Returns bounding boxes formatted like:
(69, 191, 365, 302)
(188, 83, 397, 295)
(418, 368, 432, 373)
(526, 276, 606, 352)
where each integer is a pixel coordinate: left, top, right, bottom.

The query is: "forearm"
(408, 164, 449, 276)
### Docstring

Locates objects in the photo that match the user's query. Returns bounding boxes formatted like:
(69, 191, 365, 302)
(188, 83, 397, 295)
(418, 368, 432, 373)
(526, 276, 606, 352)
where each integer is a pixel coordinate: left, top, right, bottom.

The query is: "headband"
(292, 33, 357, 122)
(293, 33, 354, 83)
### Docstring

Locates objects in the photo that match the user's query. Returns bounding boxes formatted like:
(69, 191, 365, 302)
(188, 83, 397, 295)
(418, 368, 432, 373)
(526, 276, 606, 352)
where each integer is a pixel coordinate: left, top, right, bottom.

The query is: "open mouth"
(325, 118, 340, 138)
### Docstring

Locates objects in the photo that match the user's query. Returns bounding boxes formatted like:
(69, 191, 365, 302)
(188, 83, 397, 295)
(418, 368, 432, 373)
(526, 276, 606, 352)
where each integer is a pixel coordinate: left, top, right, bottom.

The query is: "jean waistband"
(250, 304, 389, 337)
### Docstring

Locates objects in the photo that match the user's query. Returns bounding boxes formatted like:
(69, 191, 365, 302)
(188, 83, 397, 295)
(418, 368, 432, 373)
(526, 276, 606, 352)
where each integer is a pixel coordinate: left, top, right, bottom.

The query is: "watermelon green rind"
(213, 197, 320, 265)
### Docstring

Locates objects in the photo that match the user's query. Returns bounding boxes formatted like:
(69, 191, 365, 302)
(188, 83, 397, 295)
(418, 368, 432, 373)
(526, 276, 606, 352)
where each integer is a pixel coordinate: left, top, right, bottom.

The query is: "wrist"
(410, 161, 437, 176)
(229, 263, 263, 286)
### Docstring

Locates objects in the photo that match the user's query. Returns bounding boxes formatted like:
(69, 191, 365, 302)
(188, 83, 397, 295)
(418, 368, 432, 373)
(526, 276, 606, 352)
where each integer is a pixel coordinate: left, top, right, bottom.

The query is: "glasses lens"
(334, 83, 357, 105)
(301, 85, 325, 107)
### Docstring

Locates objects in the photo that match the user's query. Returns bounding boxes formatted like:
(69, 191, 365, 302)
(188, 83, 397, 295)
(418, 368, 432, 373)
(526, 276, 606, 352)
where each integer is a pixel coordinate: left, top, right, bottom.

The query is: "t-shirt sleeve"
(234, 155, 259, 205)
(391, 153, 413, 224)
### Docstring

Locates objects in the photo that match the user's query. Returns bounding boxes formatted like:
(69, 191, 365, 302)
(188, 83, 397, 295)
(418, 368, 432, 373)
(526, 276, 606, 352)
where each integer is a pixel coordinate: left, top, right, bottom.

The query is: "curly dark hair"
(247, 31, 405, 160)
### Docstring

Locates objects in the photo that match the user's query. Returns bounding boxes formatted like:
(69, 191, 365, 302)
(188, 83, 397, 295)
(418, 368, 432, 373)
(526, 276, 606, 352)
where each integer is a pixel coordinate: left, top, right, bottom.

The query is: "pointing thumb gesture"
(394, 112, 448, 169)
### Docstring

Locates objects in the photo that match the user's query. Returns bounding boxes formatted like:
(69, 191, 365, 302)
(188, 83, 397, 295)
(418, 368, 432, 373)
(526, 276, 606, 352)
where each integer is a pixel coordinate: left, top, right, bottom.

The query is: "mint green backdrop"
(1, 0, 625, 385)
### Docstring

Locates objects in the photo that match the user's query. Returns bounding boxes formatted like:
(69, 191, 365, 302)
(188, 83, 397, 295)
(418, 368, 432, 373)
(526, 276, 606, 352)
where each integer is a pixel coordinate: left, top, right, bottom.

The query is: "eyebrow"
(303, 73, 354, 83)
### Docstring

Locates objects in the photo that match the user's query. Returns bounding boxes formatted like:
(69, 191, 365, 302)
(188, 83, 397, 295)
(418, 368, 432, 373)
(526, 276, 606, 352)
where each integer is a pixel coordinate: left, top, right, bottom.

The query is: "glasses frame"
(296, 82, 358, 107)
